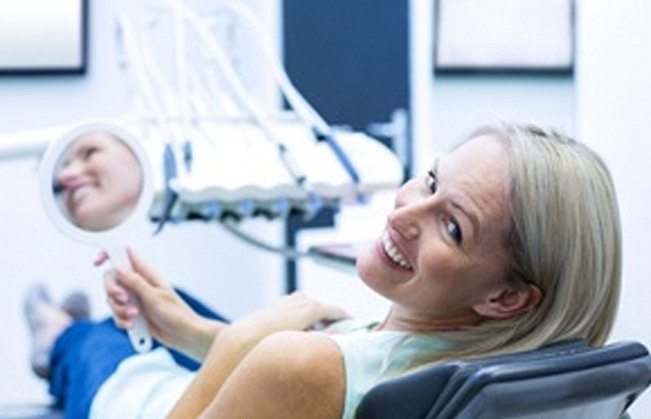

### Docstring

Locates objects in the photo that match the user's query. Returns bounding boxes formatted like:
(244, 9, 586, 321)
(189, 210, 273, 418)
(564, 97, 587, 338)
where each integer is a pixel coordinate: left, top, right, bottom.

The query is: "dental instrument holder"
(39, 120, 154, 353)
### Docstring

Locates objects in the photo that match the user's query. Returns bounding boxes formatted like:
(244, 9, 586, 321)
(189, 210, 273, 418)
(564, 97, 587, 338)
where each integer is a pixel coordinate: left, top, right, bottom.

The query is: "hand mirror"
(39, 120, 153, 352)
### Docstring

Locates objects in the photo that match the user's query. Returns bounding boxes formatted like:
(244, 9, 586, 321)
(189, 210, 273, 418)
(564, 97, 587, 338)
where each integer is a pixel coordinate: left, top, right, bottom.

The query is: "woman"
(27, 121, 621, 418)
(55, 131, 143, 232)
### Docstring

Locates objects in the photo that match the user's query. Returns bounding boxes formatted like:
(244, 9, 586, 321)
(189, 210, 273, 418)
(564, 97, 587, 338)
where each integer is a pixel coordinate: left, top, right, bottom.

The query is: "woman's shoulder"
(253, 330, 345, 380)
(217, 331, 346, 419)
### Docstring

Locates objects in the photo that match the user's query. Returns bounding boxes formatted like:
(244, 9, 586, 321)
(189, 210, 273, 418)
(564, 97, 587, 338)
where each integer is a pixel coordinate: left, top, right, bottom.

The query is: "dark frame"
(0, 0, 89, 75)
(434, 0, 575, 75)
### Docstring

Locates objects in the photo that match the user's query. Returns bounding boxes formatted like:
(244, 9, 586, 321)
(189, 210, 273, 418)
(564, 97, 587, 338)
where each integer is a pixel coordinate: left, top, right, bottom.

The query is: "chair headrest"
(356, 339, 651, 419)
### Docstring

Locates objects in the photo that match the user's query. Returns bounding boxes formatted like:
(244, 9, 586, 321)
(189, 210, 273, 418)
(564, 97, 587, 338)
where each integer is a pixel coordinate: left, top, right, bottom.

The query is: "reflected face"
(356, 135, 513, 328)
(55, 132, 143, 232)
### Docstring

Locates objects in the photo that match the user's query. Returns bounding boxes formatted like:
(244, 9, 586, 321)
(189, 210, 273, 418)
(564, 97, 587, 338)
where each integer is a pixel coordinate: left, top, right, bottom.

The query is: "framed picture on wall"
(0, 0, 88, 75)
(434, 0, 574, 74)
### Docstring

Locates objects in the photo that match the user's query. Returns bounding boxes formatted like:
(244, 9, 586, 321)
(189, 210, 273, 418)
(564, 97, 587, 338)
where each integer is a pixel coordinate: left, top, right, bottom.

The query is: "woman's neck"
(376, 305, 482, 333)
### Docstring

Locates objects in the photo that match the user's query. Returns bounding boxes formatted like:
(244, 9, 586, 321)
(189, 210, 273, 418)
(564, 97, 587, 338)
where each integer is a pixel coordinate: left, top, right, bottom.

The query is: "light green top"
(325, 319, 451, 419)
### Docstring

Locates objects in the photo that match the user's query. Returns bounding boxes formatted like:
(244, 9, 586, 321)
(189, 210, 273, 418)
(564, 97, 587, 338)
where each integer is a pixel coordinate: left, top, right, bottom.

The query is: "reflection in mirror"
(53, 132, 143, 232)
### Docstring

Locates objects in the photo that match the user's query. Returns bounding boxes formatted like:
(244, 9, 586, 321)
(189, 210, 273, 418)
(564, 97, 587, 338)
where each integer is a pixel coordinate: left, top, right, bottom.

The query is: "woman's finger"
(126, 248, 167, 288)
(113, 266, 154, 299)
(112, 316, 134, 330)
(107, 297, 138, 329)
(93, 251, 109, 267)
(106, 287, 130, 305)
(316, 301, 351, 322)
(103, 270, 130, 302)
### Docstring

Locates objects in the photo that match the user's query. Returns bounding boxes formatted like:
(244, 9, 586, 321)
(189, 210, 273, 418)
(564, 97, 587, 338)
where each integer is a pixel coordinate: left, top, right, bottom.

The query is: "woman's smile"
(380, 232, 413, 271)
(69, 184, 95, 205)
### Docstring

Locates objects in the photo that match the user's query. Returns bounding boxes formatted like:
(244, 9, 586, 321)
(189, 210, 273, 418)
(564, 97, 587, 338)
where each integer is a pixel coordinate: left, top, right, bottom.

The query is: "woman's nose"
(56, 162, 82, 187)
(388, 183, 429, 240)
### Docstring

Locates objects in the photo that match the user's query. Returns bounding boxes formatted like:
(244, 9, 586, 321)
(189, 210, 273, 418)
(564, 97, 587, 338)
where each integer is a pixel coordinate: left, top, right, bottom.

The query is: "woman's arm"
(200, 331, 345, 419)
(169, 331, 345, 419)
(167, 293, 349, 418)
(104, 249, 349, 417)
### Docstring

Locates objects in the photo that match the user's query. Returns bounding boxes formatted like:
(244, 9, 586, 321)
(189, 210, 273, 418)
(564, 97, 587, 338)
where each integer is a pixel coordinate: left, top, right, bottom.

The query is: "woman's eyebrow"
(451, 199, 480, 236)
(436, 157, 481, 236)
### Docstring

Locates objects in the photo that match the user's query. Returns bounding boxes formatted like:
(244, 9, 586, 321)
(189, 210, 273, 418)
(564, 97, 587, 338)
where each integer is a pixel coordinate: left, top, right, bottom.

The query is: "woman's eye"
(82, 147, 100, 161)
(427, 171, 437, 193)
(445, 219, 463, 244)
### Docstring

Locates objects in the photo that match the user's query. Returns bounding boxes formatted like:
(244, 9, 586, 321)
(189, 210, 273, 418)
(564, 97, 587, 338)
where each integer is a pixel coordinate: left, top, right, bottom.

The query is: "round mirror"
(39, 120, 154, 352)
(40, 121, 153, 244)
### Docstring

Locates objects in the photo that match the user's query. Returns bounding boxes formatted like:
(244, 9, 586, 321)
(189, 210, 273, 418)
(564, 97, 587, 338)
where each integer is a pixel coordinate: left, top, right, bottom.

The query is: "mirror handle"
(106, 247, 153, 353)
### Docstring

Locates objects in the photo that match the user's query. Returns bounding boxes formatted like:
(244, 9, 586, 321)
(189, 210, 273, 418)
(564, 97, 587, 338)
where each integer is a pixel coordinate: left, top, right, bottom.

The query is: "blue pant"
(48, 289, 228, 419)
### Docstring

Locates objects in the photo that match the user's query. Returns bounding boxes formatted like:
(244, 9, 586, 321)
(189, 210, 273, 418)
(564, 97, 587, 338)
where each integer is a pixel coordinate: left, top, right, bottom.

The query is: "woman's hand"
(97, 249, 224, 361)
(232, 291, 350, 338)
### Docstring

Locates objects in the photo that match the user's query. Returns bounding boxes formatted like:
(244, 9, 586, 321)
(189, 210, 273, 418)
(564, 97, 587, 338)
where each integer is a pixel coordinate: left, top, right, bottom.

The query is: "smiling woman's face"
(356, 135, 515, 330)
(55, 132, 143, 232)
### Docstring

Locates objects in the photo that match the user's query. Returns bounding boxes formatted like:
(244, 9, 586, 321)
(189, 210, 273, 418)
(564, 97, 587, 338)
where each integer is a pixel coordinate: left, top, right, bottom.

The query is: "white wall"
(408, 1, 576, 173)
(0, 0, 285, 405)
(0, 0, 282, 133)
(577, 0, 651, 415)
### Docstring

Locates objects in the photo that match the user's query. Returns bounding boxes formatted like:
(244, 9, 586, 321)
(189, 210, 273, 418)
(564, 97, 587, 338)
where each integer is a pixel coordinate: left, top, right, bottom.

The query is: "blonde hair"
(423, 122, 622, 363)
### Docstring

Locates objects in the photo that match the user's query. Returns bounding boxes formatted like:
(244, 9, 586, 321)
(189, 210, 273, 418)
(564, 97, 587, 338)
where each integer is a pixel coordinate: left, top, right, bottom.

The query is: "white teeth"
(382, 234, 413, 270)
(71, 185, 92, 204)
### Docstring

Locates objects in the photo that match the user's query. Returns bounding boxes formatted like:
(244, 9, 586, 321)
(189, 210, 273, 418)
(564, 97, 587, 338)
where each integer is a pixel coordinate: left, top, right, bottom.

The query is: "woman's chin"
(357, 243, 412, 289)
(73, 211, 111, 232)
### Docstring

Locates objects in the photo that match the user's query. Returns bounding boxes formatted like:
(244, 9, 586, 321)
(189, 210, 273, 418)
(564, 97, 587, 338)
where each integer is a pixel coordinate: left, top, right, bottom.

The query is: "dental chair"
(357, 339, 651, 419)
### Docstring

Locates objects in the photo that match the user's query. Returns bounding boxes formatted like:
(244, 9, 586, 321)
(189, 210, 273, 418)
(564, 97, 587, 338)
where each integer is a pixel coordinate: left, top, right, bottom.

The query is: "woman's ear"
(473, 281, 542, 319)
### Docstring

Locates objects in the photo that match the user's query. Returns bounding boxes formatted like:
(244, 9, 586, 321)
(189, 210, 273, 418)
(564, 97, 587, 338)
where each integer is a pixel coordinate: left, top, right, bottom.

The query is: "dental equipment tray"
(144, 119, 404, 222)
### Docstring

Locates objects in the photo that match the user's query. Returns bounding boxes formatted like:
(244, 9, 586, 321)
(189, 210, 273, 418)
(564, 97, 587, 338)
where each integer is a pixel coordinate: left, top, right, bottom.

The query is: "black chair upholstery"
(357, 340, 651, 419)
